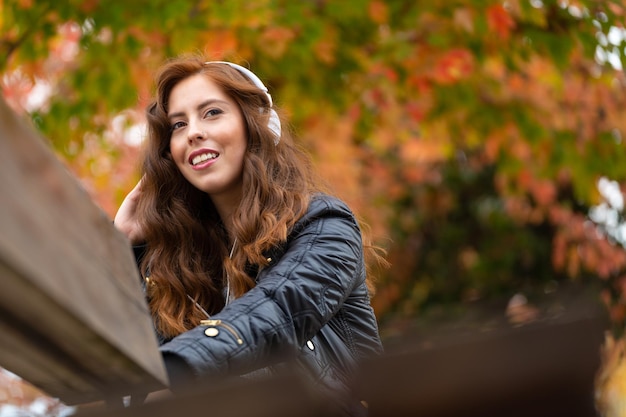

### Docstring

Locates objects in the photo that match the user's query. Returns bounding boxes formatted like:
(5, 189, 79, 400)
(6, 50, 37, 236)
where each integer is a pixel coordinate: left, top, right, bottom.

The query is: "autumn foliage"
(2, 0, 626, 410)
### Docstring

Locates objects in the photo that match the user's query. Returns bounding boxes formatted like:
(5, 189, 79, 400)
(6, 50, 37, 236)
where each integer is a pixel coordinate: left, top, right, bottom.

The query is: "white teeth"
(191, 152, 218, 166)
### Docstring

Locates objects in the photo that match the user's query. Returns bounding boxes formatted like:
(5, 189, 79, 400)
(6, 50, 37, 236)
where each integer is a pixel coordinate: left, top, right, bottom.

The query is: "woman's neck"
(210, 191, 241, 240)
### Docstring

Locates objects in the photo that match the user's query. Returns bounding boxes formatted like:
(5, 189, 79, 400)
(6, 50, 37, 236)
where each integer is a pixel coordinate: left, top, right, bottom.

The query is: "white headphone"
(205, 61, 281, 144)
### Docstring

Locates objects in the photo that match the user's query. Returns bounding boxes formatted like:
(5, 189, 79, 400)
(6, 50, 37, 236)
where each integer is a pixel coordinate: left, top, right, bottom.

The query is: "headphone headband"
(205, 61, 281, 143)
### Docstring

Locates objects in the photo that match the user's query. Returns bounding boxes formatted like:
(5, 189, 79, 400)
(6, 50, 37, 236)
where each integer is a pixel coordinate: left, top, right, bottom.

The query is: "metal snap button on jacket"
(205, 328, 219, 337)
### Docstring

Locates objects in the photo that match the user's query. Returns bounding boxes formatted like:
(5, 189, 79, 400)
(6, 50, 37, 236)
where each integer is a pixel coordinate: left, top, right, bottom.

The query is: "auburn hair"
(138, 54, 384, 338)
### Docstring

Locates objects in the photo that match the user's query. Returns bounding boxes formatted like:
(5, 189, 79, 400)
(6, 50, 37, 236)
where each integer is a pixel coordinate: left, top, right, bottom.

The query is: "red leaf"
(487, 4, 515, 40)
(432, 48, 474, 85)
(405, 102, 425, 122)
(407, 74, 431, 94)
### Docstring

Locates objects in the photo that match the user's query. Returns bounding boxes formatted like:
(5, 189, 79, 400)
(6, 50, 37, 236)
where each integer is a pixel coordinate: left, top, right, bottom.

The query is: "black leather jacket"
(152, 194, 382, 414)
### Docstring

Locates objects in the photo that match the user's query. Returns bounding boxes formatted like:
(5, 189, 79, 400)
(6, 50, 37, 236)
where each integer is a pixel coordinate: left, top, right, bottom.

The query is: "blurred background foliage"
(2, 0, 626, 413)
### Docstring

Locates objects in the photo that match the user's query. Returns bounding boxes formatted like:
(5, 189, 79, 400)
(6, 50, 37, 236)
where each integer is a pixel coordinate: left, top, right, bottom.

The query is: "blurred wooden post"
(0, 98, 167, 404)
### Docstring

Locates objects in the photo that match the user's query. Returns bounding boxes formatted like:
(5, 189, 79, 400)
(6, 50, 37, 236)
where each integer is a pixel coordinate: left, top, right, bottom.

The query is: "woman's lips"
(188, 149, 219, 169)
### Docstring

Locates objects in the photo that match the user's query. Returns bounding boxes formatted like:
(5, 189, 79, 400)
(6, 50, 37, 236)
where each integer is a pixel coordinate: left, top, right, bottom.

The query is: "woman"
(114, 55, 386, 415)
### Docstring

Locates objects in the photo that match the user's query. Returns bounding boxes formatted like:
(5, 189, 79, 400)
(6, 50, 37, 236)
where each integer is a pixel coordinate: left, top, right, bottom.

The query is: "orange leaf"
(453, 7, 474, 33)
(260, 27, 295, 58)
(407, 74, 431, 94)
(530, 179, 557, 207)
(432, 48, 474, 85)
(487, 4, 515, 40)
(370, 62, 398, 82)
(79, 0, 99, 13)
(400, 139, 448, 165)
(314, 38, 336, 64)
(484, 131, 503, 163)
(368, 0, 389, 25)
(202, 30, 239, 60)
(17, 0, 33, 8)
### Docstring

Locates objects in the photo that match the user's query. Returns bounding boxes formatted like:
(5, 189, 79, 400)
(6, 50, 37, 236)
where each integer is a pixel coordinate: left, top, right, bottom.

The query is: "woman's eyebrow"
(167, 99, 229, 120)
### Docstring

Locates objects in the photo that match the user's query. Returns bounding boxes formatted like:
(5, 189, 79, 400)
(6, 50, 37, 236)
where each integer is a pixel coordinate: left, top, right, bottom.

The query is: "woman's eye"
(171, 121, 186, 131)
(204, 108, 223, 118)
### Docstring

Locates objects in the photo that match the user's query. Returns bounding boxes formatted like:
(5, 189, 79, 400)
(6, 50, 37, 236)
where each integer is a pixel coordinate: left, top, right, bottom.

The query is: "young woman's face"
(168, 73, 247, 202)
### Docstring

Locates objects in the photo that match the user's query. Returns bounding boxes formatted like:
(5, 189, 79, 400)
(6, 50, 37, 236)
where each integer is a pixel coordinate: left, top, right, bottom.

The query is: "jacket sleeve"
(159, 196, 364, 381)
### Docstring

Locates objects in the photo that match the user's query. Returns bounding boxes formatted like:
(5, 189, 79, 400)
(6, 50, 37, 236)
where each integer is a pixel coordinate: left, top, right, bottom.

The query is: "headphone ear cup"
(268, 109, 281, 144)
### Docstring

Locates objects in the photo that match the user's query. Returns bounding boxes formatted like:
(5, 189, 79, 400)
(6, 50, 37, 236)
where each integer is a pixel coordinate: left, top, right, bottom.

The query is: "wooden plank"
(75, 373, 337, 417)
(73, 287, 606, 417)
(73, 313, 606, 417)
(0, 98, 168, 404)
(355, 288, 607, 417)
(356, 316, 603, 417)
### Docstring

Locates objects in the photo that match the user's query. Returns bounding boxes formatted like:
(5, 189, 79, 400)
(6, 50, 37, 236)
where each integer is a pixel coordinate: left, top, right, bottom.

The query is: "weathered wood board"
(0, 98, 167, 404)
(356, 286, 606, 417)
(76, 285, 606, 417)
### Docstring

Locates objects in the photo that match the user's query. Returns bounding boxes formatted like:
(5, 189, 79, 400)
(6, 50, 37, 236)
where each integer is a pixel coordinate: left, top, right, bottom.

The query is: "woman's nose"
(187, 123, 206, 143)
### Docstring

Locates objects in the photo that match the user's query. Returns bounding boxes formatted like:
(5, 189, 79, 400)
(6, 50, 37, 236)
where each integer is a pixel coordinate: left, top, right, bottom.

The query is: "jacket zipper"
(201, 319, 244, 345)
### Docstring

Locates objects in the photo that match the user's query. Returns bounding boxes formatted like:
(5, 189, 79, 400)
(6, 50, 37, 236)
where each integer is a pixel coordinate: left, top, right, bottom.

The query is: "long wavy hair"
(138, 54, 384, 338)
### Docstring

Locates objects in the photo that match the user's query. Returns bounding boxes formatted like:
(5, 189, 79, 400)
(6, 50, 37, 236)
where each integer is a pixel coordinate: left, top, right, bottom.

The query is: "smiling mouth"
(191, 152, 218, 166)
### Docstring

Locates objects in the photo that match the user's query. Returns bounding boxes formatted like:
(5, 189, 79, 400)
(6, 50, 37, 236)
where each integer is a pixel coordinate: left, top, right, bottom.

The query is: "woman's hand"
(114, 178, 146, 245)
